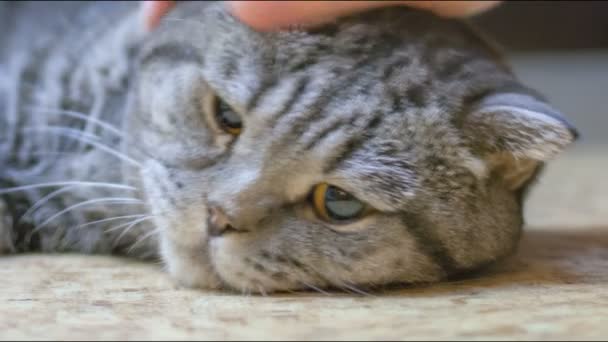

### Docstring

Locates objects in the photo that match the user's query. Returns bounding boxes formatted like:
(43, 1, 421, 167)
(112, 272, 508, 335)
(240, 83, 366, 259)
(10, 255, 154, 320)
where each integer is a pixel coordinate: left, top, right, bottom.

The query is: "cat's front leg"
(0, 199, 16, 254)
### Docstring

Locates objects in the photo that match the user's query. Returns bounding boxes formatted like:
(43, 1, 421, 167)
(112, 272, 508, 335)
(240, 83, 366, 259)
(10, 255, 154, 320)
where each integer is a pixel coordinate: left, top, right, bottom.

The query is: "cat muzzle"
(207, 205, 247, 237)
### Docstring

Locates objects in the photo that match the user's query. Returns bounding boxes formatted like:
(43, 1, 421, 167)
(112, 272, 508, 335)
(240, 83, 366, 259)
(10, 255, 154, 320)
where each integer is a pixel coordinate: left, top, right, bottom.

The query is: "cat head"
(126, 2, 577, 292)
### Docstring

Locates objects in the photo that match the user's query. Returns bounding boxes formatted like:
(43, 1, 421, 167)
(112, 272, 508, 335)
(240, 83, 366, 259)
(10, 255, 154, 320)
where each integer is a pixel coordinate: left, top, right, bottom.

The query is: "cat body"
(0, 1, 577, 293)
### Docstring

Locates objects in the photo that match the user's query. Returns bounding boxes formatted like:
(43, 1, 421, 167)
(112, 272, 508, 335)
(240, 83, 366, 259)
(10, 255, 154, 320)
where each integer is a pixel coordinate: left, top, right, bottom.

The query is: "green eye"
(214, 97, 242, 135)
(312, 183, 367, 223)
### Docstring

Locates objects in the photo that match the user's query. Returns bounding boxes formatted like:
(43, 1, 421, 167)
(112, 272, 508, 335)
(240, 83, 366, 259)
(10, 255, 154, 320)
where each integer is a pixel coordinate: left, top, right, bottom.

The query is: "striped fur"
(0, 1, 576, 293)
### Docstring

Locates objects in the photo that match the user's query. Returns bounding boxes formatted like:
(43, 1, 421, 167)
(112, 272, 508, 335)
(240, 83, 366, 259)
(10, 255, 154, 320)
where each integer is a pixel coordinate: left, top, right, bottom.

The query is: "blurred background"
(472, 0, 608, 144)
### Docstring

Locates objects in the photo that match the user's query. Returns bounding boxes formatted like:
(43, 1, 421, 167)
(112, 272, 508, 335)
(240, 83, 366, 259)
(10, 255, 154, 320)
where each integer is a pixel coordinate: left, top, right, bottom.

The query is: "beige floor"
(1, 145, 607, 341)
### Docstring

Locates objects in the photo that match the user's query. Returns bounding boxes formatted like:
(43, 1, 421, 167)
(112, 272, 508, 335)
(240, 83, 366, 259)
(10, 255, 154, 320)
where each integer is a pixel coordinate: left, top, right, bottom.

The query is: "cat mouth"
(208, 223, 250, 238)
(206, 206, 250, 238)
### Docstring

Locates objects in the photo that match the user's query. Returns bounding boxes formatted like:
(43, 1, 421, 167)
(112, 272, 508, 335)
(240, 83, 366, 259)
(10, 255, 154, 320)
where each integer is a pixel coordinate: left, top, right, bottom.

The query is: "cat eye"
(214, 97, 242, 135)
(311, 183, 367, 223)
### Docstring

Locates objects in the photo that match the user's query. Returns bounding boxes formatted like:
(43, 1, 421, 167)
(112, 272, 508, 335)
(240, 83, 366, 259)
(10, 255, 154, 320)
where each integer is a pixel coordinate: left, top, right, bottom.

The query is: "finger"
(227, 1, 501, 31)
(142, 0, 176, 30)
(403, 1, 502, 17)
(226, 1, 402, 31)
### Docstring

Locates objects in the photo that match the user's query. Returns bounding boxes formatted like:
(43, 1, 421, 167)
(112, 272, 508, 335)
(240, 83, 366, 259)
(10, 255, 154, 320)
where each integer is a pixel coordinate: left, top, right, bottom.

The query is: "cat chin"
(161, 235, 296, 293)
(160, 237, 224, 290)
(140, 160, 227, 290)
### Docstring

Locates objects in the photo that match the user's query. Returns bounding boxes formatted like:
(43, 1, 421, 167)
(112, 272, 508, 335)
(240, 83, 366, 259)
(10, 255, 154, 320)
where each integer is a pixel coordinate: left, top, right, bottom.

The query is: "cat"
(0, 1, 578, 293)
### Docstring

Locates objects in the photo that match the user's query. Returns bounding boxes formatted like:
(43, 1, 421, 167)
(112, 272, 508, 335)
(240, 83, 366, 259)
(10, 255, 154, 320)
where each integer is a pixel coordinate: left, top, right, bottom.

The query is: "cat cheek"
(207, 236, 254, 290)
(139, 160, 204, 243)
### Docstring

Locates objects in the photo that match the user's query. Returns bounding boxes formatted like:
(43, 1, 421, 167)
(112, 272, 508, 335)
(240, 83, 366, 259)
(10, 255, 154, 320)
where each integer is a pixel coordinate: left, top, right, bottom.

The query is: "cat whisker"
(22, 106, 125, 139)
(23, 125, 101, 142)
(112, 215, 155, 248)
(18, 185, 78, 223)
(256, 284, 268, 297)
(289, 262, 336, 296)
(75, 214, 148, 231)
(295, 262, 366, 296)
(7, 151, 91, 158)
(339, 282, 376, 298)
(0, 181, 136, 195)
(32, 197, 143, 234)
(22, 126, 142, 168)
(278, 287, 300, 295)
(127, 228, 159, 254)
(105, 216, 148, 234)
(299, 281, 331, 296)
(8, 150, 147, 166)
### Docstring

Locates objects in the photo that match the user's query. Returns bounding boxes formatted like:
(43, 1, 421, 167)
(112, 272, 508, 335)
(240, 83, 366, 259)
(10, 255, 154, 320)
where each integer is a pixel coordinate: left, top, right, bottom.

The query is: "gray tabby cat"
(0, 1, 577, 293)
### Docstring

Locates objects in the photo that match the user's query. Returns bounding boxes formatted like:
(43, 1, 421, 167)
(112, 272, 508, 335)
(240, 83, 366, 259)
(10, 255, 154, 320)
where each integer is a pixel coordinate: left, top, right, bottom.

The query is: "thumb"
(226, 1, 403, 31)
(227, 1, 501, 31)
(142, 0, 176, 30)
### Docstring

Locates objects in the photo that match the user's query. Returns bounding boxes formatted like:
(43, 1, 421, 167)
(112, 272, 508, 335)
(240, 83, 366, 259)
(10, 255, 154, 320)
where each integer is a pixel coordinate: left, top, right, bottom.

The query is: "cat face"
(126, 2, 577, 292)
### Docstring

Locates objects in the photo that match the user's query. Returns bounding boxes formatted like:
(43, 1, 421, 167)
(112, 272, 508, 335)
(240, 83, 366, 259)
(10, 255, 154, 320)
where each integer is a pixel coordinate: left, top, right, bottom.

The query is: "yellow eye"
(311, 183, 367, 223)
(214, 96, 242, 135)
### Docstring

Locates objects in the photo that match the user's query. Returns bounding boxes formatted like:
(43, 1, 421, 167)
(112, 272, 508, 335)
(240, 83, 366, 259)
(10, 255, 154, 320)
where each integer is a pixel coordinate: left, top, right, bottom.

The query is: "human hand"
(143, 1, 501, 31)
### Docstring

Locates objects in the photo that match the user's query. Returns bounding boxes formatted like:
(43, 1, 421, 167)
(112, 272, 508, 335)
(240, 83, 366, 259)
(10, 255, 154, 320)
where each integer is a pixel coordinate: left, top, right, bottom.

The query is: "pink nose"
(207, 206, 241, 237)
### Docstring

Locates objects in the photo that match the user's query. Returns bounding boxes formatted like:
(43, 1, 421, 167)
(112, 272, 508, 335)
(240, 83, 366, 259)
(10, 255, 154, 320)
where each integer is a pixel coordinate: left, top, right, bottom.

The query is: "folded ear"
(464, 90, 579, 190)
(467, 91, 579, 160)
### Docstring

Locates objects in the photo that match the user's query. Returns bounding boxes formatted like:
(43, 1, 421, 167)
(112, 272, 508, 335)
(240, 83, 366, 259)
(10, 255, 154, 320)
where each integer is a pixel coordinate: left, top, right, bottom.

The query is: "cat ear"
(466, 91, 578, 160)
(464, 90, 579, 189)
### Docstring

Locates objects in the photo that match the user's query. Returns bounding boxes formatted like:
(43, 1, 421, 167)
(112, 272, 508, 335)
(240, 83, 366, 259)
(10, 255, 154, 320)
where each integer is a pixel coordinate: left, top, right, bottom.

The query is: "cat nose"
(207, 205, 246, 237)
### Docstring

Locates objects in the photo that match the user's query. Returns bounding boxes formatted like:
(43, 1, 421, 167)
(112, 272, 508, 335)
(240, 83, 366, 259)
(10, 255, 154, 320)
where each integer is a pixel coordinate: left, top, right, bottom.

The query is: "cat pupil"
(216, 98, 242, 130)
(325, 186, 364, 221)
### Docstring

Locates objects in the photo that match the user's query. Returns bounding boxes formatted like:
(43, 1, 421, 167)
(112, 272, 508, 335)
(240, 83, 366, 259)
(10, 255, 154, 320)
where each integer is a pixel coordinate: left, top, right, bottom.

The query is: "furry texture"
(0, 1, 577, 293)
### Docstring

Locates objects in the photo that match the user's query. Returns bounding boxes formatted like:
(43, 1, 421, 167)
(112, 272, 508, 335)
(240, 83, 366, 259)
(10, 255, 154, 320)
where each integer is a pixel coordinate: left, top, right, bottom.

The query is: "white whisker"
(18, 185, 77, 222)
(23, 125, 101, 143)
(256, 284, 268, 297)
(112, 216, 154, 247)
(300, 281, 331, 296)
(75, 214, 147, 230)
(340, 283, 375, 297)
(127, 228, 159, 254)
(32, 197, 143, 234)
(23, 126, 142, 168)
(106, 217, 144, 234)
(30, 107, 124, 138)
(297, 262, 357, 296)
(0, 181, 136, 195)
(9, 151, 88, 158)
